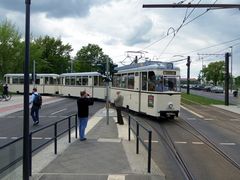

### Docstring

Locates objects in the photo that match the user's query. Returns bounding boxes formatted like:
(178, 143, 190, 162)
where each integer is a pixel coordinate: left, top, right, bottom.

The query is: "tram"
(4, 61, 181, 119)
(110, 61, 181, 118)
(3, 73, 59, 94)
(59, 72, 106, 99)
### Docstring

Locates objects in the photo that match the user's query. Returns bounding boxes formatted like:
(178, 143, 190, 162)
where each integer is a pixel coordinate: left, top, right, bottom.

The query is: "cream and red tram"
(110, 62, 181, 119)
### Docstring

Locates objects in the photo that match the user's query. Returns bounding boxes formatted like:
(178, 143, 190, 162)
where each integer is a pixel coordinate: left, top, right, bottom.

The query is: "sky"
(1, 0, 240, 78)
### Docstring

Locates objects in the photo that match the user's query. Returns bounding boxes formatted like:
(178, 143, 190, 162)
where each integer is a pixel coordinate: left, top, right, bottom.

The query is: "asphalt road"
(182, 88, 239, 105)
(0, 98, 105, 146)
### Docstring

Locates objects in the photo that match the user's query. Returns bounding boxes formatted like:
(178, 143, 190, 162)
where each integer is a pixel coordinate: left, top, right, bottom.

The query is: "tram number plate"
(148, 95, 154, 108)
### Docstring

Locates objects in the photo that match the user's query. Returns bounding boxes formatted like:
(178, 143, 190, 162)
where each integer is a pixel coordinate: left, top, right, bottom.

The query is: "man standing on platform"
(77, 91, 94, 141)
(114, 91, 124, 125)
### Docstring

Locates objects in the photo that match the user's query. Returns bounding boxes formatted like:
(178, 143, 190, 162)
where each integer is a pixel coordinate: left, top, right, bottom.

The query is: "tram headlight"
(168, 102, 174, 109)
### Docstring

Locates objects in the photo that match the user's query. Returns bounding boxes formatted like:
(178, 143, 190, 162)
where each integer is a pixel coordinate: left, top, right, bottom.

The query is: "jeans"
(79, 117, 88, 140)
(31, 106, 39, 122)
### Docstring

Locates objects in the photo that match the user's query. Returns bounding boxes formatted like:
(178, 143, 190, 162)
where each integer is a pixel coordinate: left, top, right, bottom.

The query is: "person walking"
(114, 91, 124, 125)
(29, 88, 42, 125)
(77, 91, 94, 141)
(3, 84, 8, 96)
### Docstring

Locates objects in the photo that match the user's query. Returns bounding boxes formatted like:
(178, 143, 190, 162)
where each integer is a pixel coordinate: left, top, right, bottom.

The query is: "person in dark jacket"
(114, 91, 124, 125)
(77, 91, 94, 141)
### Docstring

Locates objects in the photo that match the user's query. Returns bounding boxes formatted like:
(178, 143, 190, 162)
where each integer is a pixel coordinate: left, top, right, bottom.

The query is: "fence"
(0, 113, 78, 177)
(128, 114, 152, 173)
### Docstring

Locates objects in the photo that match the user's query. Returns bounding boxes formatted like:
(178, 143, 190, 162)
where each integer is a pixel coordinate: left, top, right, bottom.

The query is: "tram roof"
(116, 61, 179, 73)
(60, 72, 101, 77)
(4, 73, 59, 77)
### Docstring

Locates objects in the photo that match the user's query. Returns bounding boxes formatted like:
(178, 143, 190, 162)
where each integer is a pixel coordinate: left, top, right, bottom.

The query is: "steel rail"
(175, 119, 240, 170)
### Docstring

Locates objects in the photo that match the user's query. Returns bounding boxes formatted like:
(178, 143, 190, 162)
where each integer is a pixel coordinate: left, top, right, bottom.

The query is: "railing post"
(75, 114, 78, 139)
(29, 133, 32, 176)
(54, 123, 57, 154)
(136, 122, 139, 154)
(128, 115, 131, 141)
(68, 117, 71, 143)
(147, 131, 152, 173)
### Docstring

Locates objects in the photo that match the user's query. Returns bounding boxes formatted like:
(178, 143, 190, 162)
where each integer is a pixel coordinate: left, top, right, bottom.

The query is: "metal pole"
(136, 123, 139, 154)
(33, 60, 35, 88)
(23, 0, 31, 179)
(230, 46, 233, 92)
(106, 58, 109, 125)
(186, 56, 191, 94)
(225, 53, 230, 106)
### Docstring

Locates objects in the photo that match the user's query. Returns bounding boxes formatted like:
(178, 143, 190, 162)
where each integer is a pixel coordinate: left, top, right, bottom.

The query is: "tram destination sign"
(163, 71, 176, 75)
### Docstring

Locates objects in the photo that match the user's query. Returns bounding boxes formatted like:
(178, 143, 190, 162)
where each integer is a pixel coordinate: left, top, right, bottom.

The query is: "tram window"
(141, 72, 147, 90)
(6, 77, 10, 84)
(12, 77, 18, 84)
(60, 77, 64, 85)
(76, 77, 81, 85)
(148, 71, 155, 91)
(94, 76, 98, 86)
(163, 77, 176, 91)
(19, 77, 24, 84)
(44, 77, 49, 85)
(70, 77, 75, 85)
(155, 76, 163, 92)
(113, 75, 121, 87)
(99, 76, 104, 86)
(65, 77, 70, 85)
(121, 74, 127, 88)
(128, 73, 134, 89)
(49, 77, 54, 84)
(35, 78, 40, 85)
(82, 76, 88, 85)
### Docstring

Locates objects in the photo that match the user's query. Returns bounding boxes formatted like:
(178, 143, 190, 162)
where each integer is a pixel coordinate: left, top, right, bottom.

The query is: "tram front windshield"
(155, 75, 180, 92)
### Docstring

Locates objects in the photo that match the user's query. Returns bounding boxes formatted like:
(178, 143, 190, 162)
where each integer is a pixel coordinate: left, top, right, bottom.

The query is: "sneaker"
(80, 138, 87, 141)
(33, 121, 39, 125)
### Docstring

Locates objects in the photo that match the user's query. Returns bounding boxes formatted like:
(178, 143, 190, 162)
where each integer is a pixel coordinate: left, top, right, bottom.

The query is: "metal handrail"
(128, 113, 152, 173)
(0, 113, 78, 176)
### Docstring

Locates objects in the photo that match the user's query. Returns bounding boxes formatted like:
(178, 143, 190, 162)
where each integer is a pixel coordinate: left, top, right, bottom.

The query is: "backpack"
(33, 94, 42, 107)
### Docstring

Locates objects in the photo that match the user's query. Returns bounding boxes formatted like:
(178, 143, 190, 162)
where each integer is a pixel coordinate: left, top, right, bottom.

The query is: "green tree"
(0, 20, 22, 79)
(74, 44, 105, 72)
(201, 61, 224, 85)
(33, 35, 73, 74)
(235, 76, 240, 88)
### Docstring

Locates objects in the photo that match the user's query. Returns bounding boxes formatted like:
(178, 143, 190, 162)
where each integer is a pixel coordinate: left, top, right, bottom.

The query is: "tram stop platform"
(3, 106, 165, 180)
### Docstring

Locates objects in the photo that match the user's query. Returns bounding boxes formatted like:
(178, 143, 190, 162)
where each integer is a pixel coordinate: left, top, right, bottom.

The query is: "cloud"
(0, 0, 110, 18)
(125, 17, 153, 46)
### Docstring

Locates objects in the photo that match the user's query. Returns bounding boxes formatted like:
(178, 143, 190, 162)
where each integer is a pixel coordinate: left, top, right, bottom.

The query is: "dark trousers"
(31, 106, 39, 122)
(116, 107, 124, 125)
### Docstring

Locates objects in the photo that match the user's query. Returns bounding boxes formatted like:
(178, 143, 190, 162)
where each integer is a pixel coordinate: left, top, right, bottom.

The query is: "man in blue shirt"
(29, 88, 40, 125)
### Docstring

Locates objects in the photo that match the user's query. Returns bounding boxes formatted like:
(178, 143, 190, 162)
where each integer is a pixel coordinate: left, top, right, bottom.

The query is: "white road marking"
(187, 117, 196, 120)
(220, 143, 236, 146)
(204, 118, 214, 121)
(32, 137, 43, 140)
(108, 175, 125, 180)
(230, 119, 240, 121)
(0, 137, 7, 139)
(144, 140, 159, 143)
(181, 105, 204, 118)
(175, 141, 187, 144)
(192, 141, 204, 145)
(11, 137, 18, 139)
(51, 108, 67, 115)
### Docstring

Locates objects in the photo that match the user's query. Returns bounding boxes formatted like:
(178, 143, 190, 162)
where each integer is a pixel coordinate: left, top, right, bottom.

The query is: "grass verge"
(181, 92, 224, 105)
